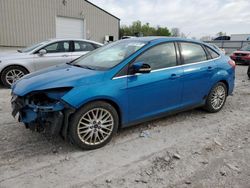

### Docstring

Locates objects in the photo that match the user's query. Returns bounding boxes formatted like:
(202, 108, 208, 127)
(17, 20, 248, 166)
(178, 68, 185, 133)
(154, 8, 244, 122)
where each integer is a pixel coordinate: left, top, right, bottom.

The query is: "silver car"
(0, 39, 103, 87)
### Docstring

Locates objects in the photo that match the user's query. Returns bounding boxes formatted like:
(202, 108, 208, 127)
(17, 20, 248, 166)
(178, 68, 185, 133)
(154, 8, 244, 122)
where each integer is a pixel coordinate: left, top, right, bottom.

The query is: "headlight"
(25, 87, 73, 105)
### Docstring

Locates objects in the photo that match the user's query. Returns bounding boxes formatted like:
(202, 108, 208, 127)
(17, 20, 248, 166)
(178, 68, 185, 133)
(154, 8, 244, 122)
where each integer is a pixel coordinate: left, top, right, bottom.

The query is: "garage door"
(56, 17, 84, 39)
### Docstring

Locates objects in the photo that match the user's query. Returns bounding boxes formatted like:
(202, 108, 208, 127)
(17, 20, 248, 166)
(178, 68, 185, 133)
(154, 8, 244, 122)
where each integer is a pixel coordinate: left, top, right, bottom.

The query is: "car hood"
(12, 64, 105, 96)
(0, 52, 30, 61)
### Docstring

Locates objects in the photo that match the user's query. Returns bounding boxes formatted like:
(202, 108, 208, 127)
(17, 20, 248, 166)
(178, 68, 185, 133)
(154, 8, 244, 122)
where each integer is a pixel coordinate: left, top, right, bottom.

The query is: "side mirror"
(38, 49, 47, 56)
(132, 62, 151, 74)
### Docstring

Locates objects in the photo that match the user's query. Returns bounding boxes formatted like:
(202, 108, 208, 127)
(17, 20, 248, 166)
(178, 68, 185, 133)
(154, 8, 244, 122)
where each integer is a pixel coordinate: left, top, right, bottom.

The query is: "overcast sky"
(90, 0, 250, 38)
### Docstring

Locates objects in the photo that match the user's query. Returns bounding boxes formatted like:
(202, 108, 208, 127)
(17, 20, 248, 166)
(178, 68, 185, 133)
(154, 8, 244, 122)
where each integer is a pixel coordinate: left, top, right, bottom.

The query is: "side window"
(44, 41, 70, 53)
(134, 42, 177, 71)
(74, 41, 95, 52)
(180, 43, 207, 64)
(206, 47, 220, 59)
(92, 43, 102, 49)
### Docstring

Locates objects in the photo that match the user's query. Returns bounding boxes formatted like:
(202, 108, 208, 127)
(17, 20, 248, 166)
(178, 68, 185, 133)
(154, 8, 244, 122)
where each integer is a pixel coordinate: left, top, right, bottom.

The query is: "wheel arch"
(0, 64, 30, 75)
(77, 98, 123, 129)
(217, 80, 229, 96)
(211, 70, 230, 96)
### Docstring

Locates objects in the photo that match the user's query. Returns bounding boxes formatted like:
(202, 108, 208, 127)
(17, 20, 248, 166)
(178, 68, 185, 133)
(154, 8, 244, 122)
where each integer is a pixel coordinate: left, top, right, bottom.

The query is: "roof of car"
(125, 36, 205, 44)
(48, 38, 103, 45)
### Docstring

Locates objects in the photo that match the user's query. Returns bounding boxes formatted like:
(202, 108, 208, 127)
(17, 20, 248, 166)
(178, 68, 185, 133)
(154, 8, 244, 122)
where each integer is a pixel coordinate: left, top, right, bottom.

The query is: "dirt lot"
(0, 66, 249, 188)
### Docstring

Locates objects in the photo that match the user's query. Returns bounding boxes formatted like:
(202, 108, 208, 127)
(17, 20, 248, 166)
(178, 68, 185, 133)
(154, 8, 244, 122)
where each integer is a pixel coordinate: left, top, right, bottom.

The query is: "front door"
(33, 41, 72, 70)
(127, 42, 183, 122)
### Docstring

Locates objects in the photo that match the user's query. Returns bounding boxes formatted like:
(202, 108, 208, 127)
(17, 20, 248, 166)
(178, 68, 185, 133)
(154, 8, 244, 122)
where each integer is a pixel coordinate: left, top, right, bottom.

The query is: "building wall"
(0, 0, 119, 47)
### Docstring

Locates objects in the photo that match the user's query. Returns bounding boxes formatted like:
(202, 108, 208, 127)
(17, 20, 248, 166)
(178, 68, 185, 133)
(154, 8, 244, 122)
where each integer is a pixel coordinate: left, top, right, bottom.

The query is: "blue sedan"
(11, 37, 235, 149)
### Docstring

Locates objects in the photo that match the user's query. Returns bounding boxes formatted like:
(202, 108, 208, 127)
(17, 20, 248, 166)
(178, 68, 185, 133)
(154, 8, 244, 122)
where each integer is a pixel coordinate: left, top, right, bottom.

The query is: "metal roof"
(85, 0, 120, 20)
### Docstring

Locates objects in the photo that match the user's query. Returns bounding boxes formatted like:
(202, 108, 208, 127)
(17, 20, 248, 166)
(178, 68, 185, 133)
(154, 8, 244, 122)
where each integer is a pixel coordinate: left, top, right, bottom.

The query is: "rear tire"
(1, 66, 29, 88)
(204, 82, 227, 113)
(69, 101, 119, 150)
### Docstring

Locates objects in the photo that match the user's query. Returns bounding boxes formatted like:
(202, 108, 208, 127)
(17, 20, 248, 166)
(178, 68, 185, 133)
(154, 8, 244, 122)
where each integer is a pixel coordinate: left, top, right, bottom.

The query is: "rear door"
(71, 41, 97, 60)
(33, 41, 72, 70)
(179, 42, 217, 106)
(127, 42, 183, 122)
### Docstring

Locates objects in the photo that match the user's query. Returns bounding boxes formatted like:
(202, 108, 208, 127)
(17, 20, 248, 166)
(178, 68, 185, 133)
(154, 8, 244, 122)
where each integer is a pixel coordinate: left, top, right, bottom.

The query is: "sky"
(90, 0, 250, 39)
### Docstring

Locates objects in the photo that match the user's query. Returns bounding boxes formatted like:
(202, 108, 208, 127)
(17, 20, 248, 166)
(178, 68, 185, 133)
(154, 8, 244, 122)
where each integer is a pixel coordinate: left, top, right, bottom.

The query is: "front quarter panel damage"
(11, 87, 75, 136)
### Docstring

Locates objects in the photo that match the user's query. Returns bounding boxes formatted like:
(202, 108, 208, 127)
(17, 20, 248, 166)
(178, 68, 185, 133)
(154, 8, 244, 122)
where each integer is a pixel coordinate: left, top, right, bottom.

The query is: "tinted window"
(206, 47, 220, 59)
(92, 43, 102, 49)
(134, 43, 177, 70)
(44, 41, 70, 53)
(22, 41, 49, 53)
(181, 43, 207, 64)
(74, 41, 95, 52)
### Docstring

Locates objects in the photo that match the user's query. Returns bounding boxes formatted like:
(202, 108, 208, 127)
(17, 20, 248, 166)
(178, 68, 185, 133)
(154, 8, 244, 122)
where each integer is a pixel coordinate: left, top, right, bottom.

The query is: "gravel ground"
(0, 66, 249, 188)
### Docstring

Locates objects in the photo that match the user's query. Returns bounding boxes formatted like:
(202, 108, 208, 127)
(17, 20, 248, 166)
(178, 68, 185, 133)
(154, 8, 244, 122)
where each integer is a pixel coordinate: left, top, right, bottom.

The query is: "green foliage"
(217, 32, 227, 37)
(120, 21, 171, 38)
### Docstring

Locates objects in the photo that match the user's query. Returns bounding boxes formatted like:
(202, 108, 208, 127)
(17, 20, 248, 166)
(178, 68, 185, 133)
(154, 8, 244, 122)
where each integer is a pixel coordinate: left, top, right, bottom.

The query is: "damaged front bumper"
(11, 90, 75, 137)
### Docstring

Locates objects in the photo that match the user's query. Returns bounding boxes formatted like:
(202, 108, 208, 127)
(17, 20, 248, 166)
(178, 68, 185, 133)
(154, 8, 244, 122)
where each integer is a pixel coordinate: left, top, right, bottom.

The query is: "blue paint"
(21, 102, 64, 123)
(21, 108, 37, 123)
(12, 37, 235, 127)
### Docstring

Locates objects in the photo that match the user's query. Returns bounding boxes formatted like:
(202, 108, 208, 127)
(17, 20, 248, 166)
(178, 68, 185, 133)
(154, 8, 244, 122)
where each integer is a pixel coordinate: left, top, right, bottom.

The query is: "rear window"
(74, 41, 95, 52)
(206, 46, 220, 59)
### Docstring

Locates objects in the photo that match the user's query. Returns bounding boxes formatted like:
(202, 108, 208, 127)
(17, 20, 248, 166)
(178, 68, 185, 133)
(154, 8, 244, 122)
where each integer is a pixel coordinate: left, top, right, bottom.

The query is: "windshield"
(21, 41, 49, 53)
(240, 45, 250, 51)
(72, 40, 147, 70)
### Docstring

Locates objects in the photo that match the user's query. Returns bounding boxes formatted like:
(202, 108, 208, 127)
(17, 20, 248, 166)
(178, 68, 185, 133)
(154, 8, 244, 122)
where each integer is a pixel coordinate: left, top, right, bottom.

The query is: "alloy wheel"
(210, 85, 226, 110)
(5, 69, 25, 86)
(77, 108, 114, 145)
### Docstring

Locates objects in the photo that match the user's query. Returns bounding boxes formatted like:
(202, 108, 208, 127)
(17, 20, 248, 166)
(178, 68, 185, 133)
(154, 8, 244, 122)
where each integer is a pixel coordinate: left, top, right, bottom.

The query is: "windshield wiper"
(80, 65, 96, 70)
(68, 63, 96, 70)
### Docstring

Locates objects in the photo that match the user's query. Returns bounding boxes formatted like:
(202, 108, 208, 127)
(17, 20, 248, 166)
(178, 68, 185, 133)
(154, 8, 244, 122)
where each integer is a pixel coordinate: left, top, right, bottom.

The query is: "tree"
(216, 32, 226, 37)
(120, 21, 171, 38)
(156, 26, 171, 36)
(171, 28, 180, 37)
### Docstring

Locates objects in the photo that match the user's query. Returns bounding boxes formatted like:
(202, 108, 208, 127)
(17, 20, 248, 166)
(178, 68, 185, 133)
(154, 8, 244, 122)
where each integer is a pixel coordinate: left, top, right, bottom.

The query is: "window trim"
(34, 40, 71, 54)
(113, 41, 179, 78)
(203, 45, 220, 60)
(112, 41, 222, 80)
(113, 55, 221, 80)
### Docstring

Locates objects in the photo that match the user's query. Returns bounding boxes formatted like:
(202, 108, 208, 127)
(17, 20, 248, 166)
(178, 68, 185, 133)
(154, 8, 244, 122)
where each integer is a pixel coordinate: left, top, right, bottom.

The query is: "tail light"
(228, 60, 236, 68)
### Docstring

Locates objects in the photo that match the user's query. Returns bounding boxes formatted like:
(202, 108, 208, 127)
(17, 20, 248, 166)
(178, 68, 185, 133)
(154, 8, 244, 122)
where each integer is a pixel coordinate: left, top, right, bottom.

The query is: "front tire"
(204, 82, 227, 113)
(1, 66, 29, 88)
(69, 101, 119, 150)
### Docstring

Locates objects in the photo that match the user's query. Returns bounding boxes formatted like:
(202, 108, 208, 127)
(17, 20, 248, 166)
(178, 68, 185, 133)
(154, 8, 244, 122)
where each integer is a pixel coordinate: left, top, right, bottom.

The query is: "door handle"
(62, 55, 69, 57)
(169, 74, 180, 80)
(207, 66, 214, 71)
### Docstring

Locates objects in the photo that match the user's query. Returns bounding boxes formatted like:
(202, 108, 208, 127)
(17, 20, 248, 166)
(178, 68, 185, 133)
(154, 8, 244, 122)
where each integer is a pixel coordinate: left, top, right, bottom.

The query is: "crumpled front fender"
(21, 102, 65, 123)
